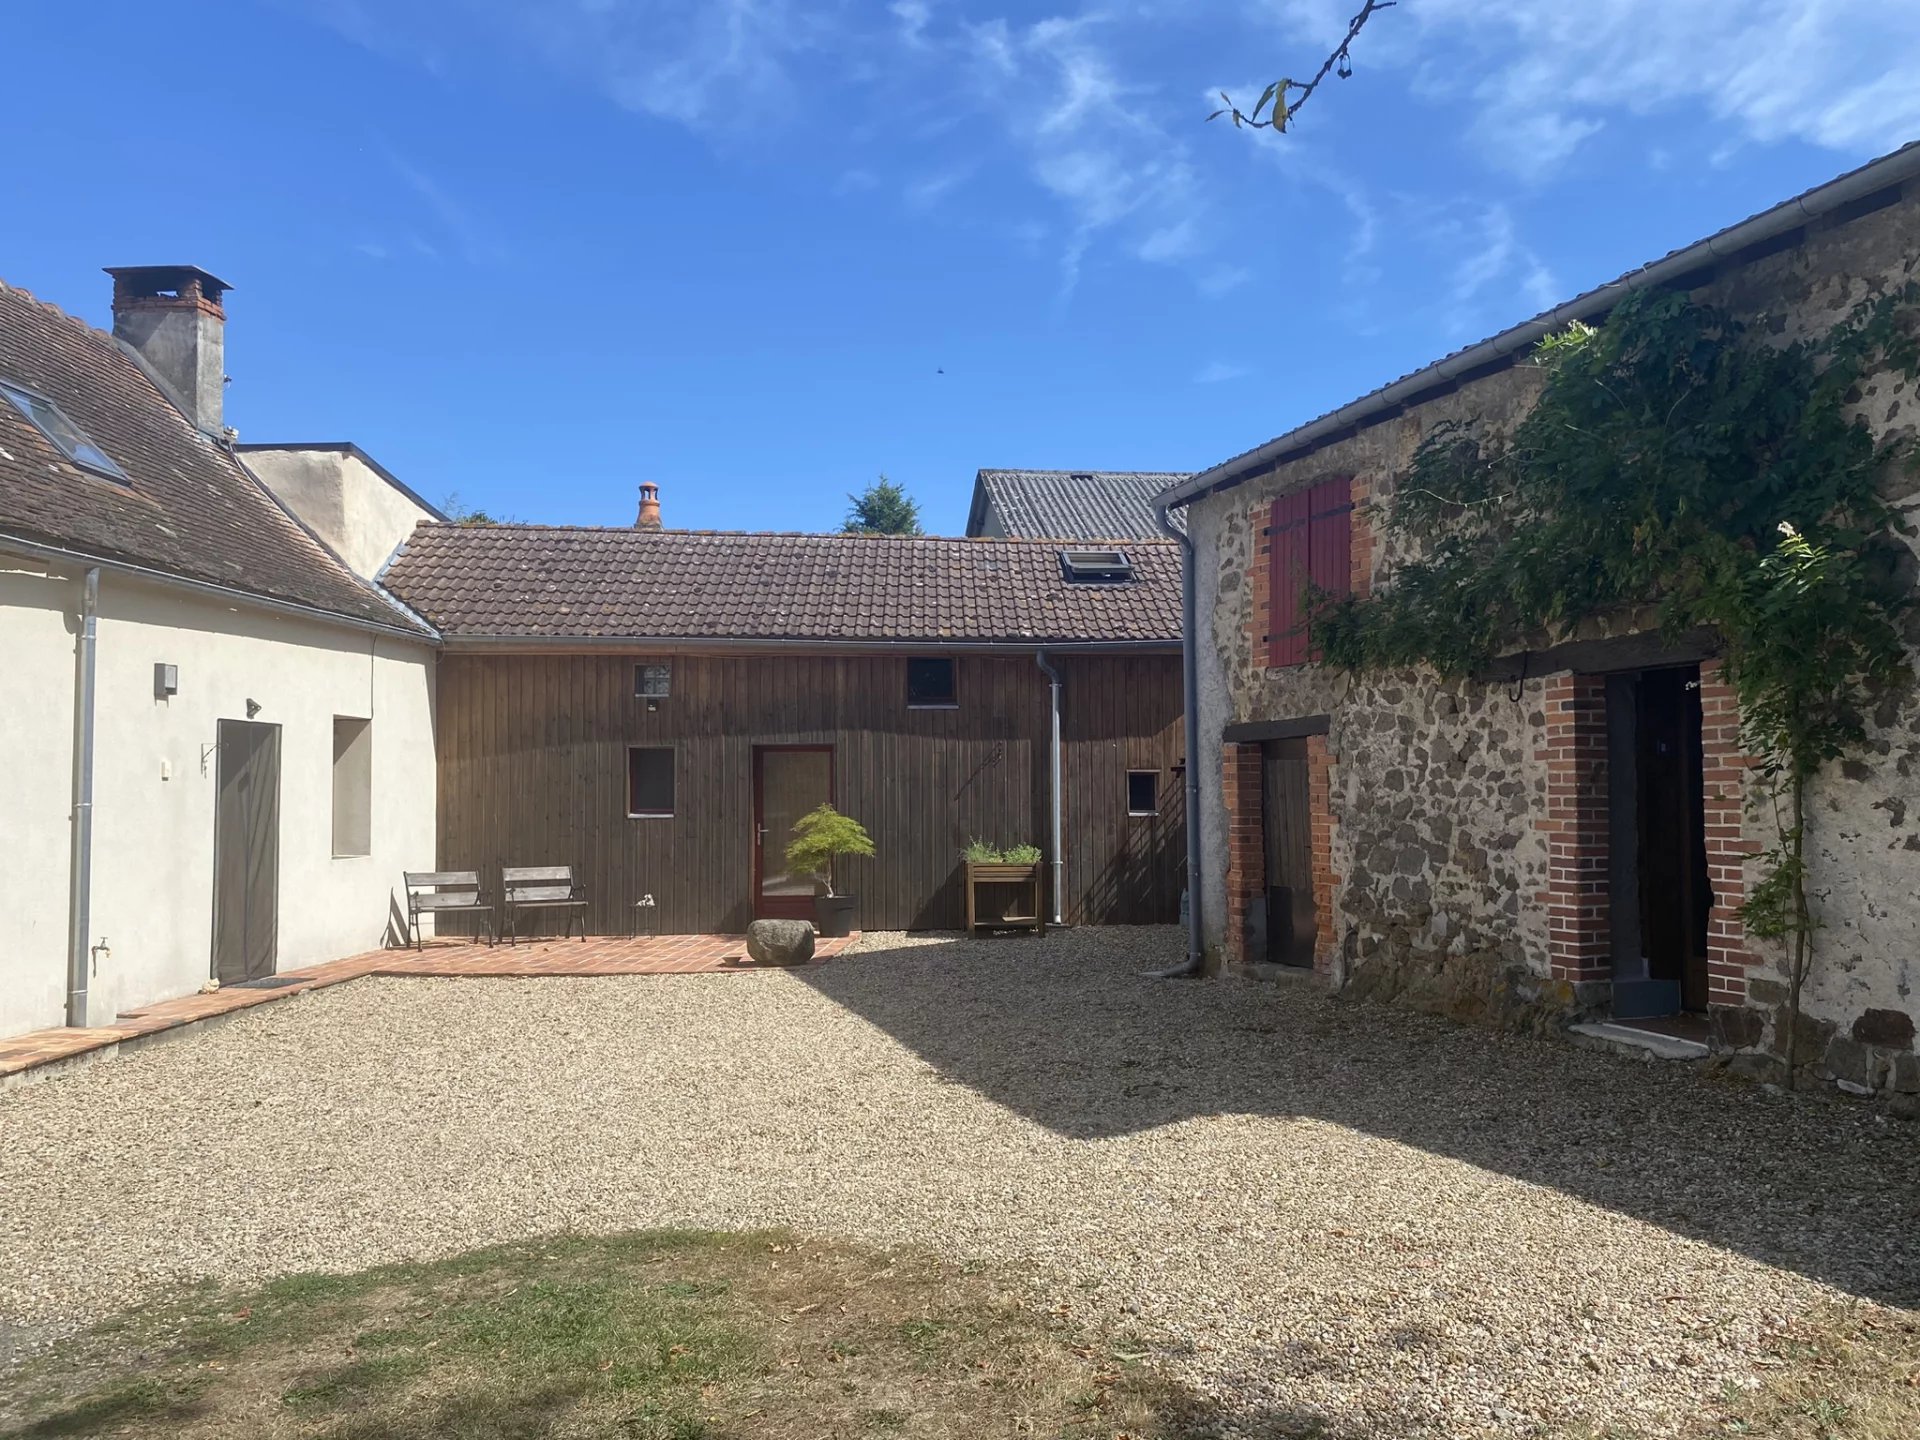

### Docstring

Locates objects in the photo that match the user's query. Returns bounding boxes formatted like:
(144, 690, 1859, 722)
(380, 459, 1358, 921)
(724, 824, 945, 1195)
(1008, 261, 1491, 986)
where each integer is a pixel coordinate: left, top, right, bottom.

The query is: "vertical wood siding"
(436, 651, 1184, 934)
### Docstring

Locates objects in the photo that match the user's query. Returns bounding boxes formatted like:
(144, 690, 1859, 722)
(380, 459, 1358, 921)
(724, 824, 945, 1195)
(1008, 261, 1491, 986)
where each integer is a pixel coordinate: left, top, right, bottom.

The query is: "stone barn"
(1162, 142, 1920, 1108)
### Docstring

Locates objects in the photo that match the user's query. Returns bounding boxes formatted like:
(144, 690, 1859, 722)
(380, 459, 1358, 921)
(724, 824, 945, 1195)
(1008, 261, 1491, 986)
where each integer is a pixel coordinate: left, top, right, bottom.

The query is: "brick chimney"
(105, 265, 231, 435)
(636, 482, 663, 531)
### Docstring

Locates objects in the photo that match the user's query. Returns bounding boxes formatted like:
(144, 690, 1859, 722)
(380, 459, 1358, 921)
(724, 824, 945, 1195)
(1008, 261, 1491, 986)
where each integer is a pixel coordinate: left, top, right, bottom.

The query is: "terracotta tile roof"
(0, 279, 424, 633)
(382, 525, 1184, 645)
(968, 469, 1191, 539)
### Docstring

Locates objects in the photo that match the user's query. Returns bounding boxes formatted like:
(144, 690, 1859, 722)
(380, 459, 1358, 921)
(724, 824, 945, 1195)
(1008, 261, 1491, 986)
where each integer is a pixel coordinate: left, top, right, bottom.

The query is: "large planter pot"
(813, 893, 859, 938)
(963, 861, 1046, 936)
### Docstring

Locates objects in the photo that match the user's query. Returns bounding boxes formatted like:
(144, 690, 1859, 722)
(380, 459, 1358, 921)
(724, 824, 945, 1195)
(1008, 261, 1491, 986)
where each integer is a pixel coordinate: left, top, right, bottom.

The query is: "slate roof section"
(381, 525, 1184, 646)
(0, 279, 423, 633)
(967, 469, 1191, 540)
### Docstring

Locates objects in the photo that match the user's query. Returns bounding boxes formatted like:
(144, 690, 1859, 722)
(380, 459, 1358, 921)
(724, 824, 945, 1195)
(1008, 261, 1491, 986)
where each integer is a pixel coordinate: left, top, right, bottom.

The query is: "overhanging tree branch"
(1209, 1, 1395, 133)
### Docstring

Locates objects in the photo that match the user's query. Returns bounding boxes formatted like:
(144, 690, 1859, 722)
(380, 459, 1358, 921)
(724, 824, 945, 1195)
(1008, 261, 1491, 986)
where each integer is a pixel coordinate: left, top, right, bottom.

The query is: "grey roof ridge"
(1162, 138, 1920, 509)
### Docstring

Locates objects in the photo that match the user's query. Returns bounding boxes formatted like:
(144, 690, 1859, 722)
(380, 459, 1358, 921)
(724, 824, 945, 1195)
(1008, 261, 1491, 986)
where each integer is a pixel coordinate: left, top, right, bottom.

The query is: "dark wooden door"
(753, 746, 834, 920)
(1262, 739, 1316, 967)
(1636, 668, 1711, 1011)
(213, 719, 281, 985)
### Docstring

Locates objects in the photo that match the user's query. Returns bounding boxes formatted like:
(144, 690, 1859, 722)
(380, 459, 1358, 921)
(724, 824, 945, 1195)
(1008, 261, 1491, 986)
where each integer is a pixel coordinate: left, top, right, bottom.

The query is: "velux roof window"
(1059, 548, 1134, 583)
(0, 379, 127, 482)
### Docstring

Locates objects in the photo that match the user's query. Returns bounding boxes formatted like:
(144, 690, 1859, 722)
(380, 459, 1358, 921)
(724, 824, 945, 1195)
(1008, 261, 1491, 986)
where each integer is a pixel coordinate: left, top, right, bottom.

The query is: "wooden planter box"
(964, 861, 1045, 937)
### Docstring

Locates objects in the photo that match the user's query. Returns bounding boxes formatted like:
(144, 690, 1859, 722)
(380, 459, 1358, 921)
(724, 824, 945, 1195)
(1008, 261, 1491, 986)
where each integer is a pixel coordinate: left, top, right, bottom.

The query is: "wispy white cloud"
(889, 0, 932, 50)
(1431, 200, 1558, 334)
(955, 13, 1212, 301)
(1264, 0, 1920, 179)
(903, 163, 975, 211)
(1193, 359, 1250, 384)
(1196, 263, 1251, 299)
(377, 138, 506, 266)
(551, 0, 831, 127)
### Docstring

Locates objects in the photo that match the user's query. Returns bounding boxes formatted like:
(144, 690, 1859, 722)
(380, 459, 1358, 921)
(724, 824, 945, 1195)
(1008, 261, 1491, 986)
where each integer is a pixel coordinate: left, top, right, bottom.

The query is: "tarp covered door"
(213, 719, 281, 985)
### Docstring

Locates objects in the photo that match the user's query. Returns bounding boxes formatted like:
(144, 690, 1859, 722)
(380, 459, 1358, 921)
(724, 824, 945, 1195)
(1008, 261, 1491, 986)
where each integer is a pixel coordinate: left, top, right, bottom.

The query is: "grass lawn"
(0, 1230, 1205, 1439)
(1677, 1303, 1920, 1440)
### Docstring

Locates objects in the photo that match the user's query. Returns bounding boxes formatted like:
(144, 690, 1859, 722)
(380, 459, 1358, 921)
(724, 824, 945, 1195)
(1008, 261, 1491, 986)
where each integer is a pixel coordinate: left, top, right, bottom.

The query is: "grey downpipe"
(1034, 651, 1066, 926)
(66, 567, 100, 1026)
(1152, 502, 1204, 977)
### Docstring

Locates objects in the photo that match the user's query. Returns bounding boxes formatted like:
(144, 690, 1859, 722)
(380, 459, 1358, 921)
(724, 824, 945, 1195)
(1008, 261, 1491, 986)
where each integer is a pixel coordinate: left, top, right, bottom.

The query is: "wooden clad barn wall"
(435, 651, 1184, 935)
(1058, 654, 1187, 926)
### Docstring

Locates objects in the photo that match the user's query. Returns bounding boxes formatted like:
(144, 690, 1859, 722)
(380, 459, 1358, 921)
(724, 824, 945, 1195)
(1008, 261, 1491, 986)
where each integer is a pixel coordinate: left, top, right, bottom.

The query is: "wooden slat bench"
(404, 871, 496, 950)
(502, 865, 590, 944)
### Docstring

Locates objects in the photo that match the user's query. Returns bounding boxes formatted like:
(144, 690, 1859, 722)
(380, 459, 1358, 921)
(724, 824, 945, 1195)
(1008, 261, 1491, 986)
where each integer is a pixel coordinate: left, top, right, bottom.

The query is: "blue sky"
(7, 2, 1919, 533)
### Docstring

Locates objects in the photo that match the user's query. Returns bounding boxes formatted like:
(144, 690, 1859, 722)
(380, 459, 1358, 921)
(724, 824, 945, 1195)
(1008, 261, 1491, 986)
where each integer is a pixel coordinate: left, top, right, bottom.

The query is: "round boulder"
(746, 918, 816, 966)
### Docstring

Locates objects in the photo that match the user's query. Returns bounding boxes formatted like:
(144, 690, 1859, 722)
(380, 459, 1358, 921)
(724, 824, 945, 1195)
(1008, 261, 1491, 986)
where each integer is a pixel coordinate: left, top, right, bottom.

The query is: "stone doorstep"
(1568, 1021, 1713, 1063)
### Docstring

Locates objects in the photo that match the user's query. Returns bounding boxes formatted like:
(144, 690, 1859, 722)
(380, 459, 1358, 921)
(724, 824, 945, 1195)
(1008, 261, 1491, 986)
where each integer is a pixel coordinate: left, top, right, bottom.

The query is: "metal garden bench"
(502, 865, 590, 944)
(403, 871, 496, 949)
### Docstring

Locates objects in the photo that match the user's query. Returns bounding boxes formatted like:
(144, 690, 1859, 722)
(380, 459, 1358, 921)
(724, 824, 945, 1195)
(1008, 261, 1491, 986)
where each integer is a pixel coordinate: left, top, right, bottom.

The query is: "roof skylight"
(1059, 548, 1134, 583)
(0, 379, 128, 482)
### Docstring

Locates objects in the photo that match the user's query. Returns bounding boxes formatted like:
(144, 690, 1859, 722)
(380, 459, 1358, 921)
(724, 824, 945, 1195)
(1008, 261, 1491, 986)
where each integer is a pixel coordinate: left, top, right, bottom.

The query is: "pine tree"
(842, 475, 922, 536)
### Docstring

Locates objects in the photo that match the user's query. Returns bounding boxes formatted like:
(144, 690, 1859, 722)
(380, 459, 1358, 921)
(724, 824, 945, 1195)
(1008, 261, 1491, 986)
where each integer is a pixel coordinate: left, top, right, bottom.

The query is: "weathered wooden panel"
(435, 650, 1184, 935)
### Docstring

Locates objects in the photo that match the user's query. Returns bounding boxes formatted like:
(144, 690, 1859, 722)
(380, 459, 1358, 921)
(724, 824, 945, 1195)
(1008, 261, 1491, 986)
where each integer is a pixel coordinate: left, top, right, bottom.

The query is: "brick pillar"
(1536, 674, 1611, 985)
(1222, 742, 1266, 964)
(1248, 502, 1272, 665)
(1349, 475, 1376, 598)
(1306, 734, 1339, 974)
(1699, 660, 1758, 1006)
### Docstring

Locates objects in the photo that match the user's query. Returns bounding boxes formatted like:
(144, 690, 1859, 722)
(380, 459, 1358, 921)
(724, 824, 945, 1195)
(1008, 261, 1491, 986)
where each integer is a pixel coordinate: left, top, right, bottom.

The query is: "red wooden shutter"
(1306, 477, 1353, 663)
(1307, 477, 1353, 600)
(1267, 491, 1311, 667)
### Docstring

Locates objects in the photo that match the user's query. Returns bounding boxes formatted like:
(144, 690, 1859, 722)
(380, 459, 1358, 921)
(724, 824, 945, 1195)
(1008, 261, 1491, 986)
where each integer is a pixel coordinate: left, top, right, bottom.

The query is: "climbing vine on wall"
(1310, 285, 1920, 1067)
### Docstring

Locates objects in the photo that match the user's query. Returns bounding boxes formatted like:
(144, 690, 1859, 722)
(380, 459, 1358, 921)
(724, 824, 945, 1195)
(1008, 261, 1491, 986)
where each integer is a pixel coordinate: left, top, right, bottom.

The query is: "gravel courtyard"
(3, 928, 1916, 1437)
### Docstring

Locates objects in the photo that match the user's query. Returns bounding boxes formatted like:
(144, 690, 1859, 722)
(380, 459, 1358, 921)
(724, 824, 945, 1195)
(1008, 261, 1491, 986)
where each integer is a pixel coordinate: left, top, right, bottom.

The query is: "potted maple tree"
(786, 804, 875, 937)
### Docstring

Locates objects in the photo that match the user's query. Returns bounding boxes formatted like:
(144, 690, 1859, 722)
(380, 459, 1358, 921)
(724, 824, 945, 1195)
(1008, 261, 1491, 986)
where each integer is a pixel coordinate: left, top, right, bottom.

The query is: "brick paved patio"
(0, 931, 854, 1084)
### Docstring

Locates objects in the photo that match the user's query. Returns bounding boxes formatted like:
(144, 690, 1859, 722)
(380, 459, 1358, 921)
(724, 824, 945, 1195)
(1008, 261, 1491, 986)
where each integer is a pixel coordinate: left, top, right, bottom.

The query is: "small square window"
(0, 379, 128, 482)
(635, 663, 671, 699)
(907, 657, 957, 708)
(1126, 770, 1159, 816)
(628, 747, 675, 816)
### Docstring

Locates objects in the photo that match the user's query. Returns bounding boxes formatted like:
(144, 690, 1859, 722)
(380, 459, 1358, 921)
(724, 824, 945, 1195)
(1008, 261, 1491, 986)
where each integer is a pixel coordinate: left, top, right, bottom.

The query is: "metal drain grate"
(230, 976, 305, 990)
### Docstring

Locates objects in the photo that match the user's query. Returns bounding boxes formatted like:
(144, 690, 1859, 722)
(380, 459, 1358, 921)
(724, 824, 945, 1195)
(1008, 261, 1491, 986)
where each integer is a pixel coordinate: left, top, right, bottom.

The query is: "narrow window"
(628, 746, 675, 817)
(907, 657, 958, 708)
(331, 717, 373, 857)
(634, 662, 671, 699)
(0, 378, 128, 482)
(1127, 770, 1159, 816)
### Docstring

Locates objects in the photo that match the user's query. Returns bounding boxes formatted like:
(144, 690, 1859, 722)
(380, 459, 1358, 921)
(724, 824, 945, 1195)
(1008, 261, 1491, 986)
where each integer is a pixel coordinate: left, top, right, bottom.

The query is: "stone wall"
(1186, 181, 1920, 1108)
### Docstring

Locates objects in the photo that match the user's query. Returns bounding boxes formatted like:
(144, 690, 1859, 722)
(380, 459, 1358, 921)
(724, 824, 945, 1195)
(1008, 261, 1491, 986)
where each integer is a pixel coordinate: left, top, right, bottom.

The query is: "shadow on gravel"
(801, 929, 1920, 1310)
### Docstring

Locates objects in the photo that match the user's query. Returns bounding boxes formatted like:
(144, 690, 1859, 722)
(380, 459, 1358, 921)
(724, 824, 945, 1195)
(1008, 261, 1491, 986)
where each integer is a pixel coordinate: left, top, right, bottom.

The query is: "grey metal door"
(213, 719, 281, 985)
(1262, 739, 1316, 967)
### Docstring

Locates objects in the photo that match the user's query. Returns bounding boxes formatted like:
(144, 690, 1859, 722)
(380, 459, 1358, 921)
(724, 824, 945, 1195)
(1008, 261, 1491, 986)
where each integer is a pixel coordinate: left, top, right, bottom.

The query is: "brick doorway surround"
(1222, 734, 1337, 973)
(1534, 660, 1758, 1011)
